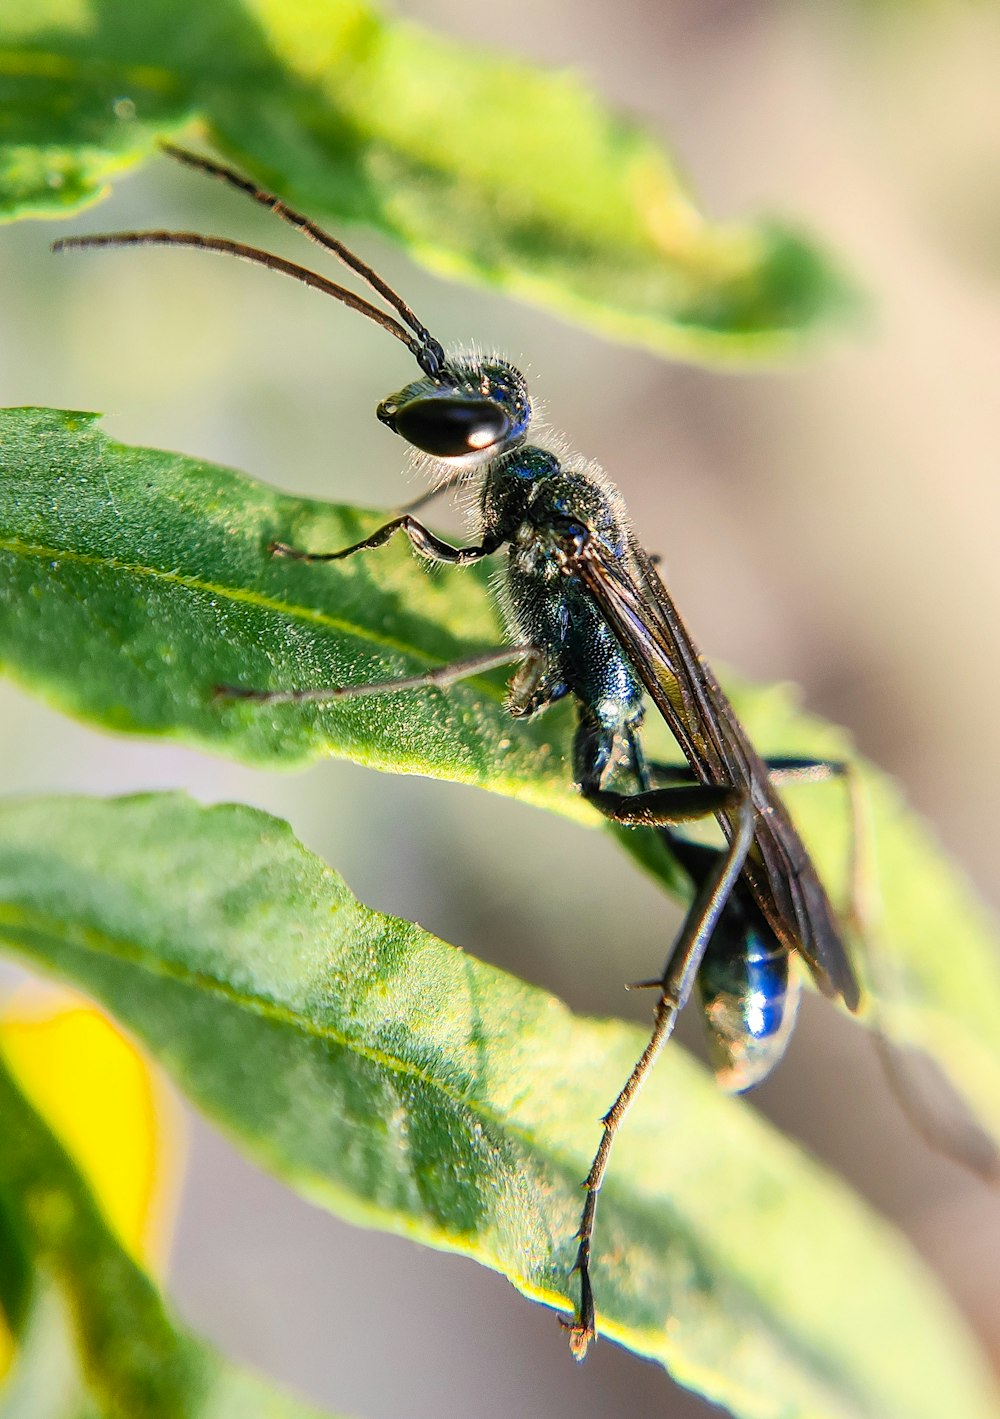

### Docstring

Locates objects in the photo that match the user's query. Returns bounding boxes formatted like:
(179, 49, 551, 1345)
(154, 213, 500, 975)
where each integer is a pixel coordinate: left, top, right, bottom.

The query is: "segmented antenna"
(51, 144, 446, 378)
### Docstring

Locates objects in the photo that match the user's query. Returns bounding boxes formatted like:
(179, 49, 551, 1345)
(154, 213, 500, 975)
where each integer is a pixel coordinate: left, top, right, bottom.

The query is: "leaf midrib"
(0, 897, 869, 1409)
(0, 899, 542, 1155)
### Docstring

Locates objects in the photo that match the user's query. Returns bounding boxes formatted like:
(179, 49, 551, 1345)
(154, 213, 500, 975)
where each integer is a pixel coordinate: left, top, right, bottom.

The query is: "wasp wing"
(570, 536, 859, 1009)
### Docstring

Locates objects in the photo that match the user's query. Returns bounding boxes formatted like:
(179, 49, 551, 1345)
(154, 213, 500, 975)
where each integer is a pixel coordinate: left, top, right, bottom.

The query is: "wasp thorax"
(376, 357, 531, 462)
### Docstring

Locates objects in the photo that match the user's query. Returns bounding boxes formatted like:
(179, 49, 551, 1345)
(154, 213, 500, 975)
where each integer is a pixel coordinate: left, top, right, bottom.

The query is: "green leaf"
(0, 1044, 343, 1419)
(0, 0, 856, 361)
(2, 405, 999, 1142)
(0, 791, 995, 1419)
(0, 406, 583, 817)
(0, 1193, 32, 1343)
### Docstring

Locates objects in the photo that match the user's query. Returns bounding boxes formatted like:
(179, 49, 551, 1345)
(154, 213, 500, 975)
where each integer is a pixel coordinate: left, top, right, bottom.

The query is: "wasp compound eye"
(381, 395, 512, 459)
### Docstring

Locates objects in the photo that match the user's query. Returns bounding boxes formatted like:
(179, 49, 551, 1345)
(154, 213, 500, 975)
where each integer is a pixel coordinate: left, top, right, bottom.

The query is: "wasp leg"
(574, 707, 738, 827)
(217, 646, 541, 705)
(644, 750, 1000, 1179)
(563, 709, 750, 1356)
(642, 752, 849, 788)
(270, 513, 501, 566)
(238, 514, 523, 703)
(563, 795, 754, 1360)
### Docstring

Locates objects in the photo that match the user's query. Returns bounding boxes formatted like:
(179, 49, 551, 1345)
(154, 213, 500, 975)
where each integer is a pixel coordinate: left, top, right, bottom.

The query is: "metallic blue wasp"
(55, 145, 864, 1358)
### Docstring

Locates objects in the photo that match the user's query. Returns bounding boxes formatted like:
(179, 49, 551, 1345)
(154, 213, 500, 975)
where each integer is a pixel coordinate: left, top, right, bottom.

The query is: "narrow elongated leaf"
(0, 406, 582, 816)
(1, 406, 999, 1140)
(0, 792, 995, 1419)
(0, 1046, 342, 1419)
(0, 0, 855, 360)
(0, 1197, 31, 1345)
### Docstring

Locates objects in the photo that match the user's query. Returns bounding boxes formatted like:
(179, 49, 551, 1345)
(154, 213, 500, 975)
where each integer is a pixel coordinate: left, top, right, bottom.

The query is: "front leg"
(271, 514, 502, 567)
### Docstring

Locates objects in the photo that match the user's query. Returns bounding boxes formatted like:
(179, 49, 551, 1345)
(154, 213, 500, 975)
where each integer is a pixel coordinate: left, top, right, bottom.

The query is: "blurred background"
(1, 1, 999, 1415)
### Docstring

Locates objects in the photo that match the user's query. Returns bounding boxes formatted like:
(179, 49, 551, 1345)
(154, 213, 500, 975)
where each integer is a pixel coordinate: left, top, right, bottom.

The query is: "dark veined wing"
(567, 532, 860, 1010)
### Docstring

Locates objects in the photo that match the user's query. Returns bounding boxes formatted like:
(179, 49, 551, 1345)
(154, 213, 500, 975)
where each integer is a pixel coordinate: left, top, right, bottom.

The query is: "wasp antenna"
(159, 143, 444, 373)
(52, 229, 429, 361)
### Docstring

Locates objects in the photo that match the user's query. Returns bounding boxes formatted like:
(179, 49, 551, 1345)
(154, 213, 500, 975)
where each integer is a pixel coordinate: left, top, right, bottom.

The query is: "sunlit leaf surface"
(0, 792, 995, 1419)
(2, 405, 999, 1145)
(0, 0, 856, 361)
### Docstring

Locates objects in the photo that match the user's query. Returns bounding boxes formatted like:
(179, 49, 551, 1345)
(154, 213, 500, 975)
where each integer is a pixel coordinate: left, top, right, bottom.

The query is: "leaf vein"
(0, 903, 537, 1149)
(0, 534, 507, 697)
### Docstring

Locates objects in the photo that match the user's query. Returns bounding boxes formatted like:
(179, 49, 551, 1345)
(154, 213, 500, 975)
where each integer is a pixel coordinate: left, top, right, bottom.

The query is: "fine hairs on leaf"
(0, 10, 997, 1414)
(0, 793, 996, 1419)
(0, 401, 999, 1415)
